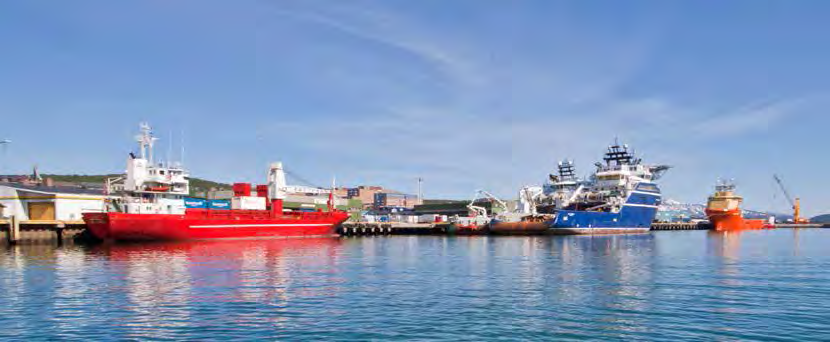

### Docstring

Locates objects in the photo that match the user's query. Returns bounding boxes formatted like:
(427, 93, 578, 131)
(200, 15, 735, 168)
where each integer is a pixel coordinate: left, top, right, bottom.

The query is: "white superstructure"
(107, 123, 189, 215)
(513, 141, 670, 217)
(530, 159, 586, 212)
(553, 142, 669, 214)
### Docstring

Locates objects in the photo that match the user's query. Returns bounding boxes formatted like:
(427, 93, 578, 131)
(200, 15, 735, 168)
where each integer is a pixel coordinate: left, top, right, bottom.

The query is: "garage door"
(28, 202, 55, 221)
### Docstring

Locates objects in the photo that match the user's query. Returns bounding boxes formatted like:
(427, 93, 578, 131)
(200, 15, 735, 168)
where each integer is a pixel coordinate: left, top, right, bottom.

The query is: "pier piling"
(9, 216, 20, 244)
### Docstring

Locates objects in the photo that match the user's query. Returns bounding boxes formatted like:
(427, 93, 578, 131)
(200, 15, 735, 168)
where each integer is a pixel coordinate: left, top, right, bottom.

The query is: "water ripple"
(1, 231, 829, 340)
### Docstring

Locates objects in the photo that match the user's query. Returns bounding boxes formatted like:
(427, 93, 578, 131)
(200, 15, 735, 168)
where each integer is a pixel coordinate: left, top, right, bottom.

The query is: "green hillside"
(422, 199, 466, 205)
(40, 174, 231, 195)
(811, 214, 830, 224)
(188, 177, 232, 193)
(42, 174, 120, 184)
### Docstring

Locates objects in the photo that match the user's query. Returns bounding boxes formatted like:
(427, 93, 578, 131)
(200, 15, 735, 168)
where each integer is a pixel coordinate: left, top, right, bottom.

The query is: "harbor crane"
(773, 174, 809, 224)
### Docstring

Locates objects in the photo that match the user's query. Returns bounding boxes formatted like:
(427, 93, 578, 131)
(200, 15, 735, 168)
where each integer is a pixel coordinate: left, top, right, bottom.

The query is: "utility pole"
(417, 177, 423, 205)
(0, 139, 10, 179)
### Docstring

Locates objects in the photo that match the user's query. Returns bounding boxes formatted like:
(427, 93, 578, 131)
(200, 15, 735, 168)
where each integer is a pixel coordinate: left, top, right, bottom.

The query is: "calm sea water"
(1, 230, 829, 340)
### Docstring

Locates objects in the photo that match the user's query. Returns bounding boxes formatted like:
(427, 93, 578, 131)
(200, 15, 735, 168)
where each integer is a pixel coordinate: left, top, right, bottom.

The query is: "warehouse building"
(0, 184, 107, 221)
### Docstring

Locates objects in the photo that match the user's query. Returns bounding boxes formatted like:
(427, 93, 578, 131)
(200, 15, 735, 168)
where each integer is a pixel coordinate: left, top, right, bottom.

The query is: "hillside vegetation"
(810, 214, 830, 223)
(40, 174, 231, 195)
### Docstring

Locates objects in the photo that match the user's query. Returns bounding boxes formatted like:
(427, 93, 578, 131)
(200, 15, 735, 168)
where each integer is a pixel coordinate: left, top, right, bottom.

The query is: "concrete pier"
(0, 218, 87, 244)
(650, 222, 712, 231)
(339, 222, 451, 236)
(1, 219, 825, 244)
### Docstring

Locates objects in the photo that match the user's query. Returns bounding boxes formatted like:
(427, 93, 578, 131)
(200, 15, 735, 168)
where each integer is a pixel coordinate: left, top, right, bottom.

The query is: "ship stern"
(82, 212, 113, 240)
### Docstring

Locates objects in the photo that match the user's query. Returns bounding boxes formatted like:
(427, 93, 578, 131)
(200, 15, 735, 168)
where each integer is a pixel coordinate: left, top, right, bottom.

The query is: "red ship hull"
(83, 209, 350, 241)
(705, 209, 771, 231)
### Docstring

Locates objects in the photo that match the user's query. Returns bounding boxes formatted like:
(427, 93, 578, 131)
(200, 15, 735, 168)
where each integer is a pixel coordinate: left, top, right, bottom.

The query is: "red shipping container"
(233, 183, 252, 197)
(256, 185, 269, 198)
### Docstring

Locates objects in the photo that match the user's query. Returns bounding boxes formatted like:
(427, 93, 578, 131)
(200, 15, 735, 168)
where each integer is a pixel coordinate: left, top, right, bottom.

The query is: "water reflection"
(87, 238, 344, 337)
(1, 232, 828, 340)
(707, 230, 746, 261)
(559, 235, 655, 335)
(480, 235, 657, 337)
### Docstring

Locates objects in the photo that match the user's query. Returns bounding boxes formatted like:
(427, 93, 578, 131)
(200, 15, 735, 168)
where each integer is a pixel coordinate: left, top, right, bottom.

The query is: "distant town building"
(373, 192, 418, 209)
(339, 185, 419, 209)
(0, 174, 52, 186)
(344, 186, 386, 208)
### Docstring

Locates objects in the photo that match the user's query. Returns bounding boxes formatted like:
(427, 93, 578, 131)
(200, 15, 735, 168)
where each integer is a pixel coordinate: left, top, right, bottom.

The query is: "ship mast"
(136, 122, 158, 165)
(558, 160, 577, 181)
(603, 141, 633, 167)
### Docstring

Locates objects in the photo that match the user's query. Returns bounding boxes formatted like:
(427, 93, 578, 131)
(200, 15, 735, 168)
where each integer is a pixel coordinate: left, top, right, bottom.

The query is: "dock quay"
(338, 222, 452, 236)
(342, 221, 721, 235)
(0, 218, 87, 244)
(1, 219, 826, 244)
(650, 222, 712, 231)
(774, 223, 826, 229)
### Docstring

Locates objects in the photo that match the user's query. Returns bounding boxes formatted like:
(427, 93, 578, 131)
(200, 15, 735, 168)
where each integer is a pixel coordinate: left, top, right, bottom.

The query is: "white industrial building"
(0, 184, 107, 222)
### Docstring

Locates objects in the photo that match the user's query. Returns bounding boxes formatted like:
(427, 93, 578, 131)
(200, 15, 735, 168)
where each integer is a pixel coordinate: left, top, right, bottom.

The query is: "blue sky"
(0, 1, 827, 214)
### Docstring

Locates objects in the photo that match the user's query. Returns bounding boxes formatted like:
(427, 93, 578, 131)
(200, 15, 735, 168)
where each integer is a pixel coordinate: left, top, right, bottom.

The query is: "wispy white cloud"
(693, 95, 823, 136)
(3, 0, 829, 214)
(267, 4, 488, 89)
(250, 1, 826, 208)
(247, 2, 695, 199)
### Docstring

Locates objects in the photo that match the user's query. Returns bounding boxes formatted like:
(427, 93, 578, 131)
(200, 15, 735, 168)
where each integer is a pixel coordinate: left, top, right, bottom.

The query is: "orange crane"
(774, 174, 809, 224)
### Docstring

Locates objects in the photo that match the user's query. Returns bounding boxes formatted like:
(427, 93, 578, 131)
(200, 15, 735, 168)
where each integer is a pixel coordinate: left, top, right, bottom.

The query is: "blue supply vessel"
(492, 142, 671, 235)
(543, 142, 670, 234)
(547, 182, 662, 234)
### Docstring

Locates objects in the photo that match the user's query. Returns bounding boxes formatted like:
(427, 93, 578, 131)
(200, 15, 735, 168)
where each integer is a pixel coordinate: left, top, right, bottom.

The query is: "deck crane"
(477, 189, 509, 213)
(466, 190, 509, 218)
(466, 198, 488, 218)
(773, 174, 809, 224)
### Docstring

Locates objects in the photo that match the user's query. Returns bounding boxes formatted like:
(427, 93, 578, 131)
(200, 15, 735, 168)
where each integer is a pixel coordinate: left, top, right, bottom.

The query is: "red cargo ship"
(705, 181, 771, 231)
(82, 123, 349, 242)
